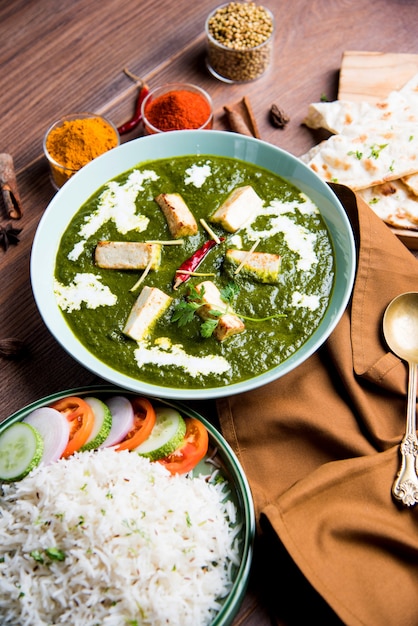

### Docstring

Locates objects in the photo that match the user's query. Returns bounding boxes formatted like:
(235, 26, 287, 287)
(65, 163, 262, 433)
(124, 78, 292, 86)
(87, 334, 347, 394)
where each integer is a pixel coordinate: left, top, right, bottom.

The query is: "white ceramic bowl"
(0, 385, 255, 625)
(31, 130, 356, 400)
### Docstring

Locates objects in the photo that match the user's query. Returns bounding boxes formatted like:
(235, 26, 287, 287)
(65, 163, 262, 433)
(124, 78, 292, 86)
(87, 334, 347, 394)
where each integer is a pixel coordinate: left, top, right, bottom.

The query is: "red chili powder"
(144, 89, 212, 131)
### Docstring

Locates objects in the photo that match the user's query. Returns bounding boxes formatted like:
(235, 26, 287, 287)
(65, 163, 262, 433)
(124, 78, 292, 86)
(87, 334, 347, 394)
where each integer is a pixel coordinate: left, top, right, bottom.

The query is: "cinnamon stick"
(0, 153, 23, 219)
(224, 109, 254, 136)
(0, 337, 27, 360)
(223, 96, 260, 138)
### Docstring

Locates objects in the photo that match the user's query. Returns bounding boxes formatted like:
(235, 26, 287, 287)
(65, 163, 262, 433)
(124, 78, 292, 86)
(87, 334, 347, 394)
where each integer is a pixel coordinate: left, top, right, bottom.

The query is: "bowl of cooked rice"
(0, 386, 255, 626)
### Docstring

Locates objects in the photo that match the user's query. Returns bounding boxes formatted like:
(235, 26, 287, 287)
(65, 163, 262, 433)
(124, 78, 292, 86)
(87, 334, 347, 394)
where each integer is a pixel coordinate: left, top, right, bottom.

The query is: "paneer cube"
(225, 249, 281, 283)
(123, 286, 172, 341)
(212, 313, 246, 342)
(209, 185, 264, 232)
(194, 281, 245, 341)
(95, 241, 162, 270)
(154, 193, 198, 238)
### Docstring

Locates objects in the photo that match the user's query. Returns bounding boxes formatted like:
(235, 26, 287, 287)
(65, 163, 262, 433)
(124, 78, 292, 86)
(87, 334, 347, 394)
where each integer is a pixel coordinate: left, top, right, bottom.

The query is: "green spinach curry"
(54, 155, 334, 389)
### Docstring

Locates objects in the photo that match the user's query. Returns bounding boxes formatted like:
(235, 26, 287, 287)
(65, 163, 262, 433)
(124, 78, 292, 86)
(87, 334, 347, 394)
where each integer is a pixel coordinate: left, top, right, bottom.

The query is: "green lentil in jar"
(206, 2, 274, 82)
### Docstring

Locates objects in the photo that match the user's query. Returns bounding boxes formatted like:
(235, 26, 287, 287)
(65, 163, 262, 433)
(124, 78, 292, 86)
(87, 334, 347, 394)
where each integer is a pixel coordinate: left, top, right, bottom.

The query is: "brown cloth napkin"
(217, 184, 418, 626)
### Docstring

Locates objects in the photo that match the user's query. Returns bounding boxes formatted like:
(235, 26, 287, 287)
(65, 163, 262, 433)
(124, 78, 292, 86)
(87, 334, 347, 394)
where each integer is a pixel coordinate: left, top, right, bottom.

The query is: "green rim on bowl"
(0, 385, 255, 626)
(31, 130, 356, 400)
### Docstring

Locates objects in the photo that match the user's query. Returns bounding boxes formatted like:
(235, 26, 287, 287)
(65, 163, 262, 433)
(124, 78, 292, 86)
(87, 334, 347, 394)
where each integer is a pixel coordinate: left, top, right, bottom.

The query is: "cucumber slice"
(0, 422, 44, 482)
(135, 407, 186, 461)
(80, 397, 112, 451)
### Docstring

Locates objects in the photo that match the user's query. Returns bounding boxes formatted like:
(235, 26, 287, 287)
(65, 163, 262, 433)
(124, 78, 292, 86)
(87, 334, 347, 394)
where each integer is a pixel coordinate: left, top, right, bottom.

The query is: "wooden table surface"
(1, 1, 418, 624)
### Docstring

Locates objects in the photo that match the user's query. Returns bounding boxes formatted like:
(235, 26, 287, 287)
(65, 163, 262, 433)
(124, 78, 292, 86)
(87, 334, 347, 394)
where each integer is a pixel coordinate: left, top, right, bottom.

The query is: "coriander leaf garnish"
(170, 299, 201, 327)
(30, 547, 66, 563)
(201, 318, 220, 338)
(45, 547, 66, 561)
(171, 283, 230, 337)
(368, 143, 388, 159)
(171, 281, 286, 339)
(220, 281, 240, 303)
(238, 312, 286, 322)
(347, 150, 363, 160)
(30, 550, 44, 564)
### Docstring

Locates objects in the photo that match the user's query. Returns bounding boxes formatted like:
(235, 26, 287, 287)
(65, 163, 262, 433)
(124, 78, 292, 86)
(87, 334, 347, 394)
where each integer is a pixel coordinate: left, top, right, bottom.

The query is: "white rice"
(0, 448, 241, 626)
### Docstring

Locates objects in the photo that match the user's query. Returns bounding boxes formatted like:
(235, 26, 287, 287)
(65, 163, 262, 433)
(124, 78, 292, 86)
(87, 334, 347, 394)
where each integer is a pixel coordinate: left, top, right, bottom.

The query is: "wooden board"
(338, 50, 418, 103)
(339, 51, 418, 250)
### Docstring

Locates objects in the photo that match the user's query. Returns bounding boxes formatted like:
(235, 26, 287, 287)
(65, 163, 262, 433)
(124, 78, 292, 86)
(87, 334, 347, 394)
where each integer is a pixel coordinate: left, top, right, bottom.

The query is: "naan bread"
(402, 172, 418, 196)
(303, 71, 418, 134)
(306, 122, 418, 190)
(301, 71, 418, 230)
(399, 71, 418, 97)
(299, 141, 326, 164)
(303, 100, 377, 134)
(357, 180, 418, 230)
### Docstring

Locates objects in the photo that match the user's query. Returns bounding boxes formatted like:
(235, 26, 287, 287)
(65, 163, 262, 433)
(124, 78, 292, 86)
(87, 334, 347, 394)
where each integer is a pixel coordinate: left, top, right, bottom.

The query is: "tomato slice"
(50, 396, 95, 458)
(158, 417, 209, 475)
(115, 397, 156, 451)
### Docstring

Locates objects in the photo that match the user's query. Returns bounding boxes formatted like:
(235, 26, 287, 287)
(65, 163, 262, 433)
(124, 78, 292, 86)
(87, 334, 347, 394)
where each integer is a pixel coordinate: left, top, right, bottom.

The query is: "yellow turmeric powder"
(45, 115, 119, 188)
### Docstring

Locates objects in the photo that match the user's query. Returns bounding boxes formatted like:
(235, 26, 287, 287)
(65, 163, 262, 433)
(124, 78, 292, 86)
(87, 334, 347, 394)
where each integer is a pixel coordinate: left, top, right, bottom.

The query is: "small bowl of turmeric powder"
(43, 112, 120, 190)
(141, 83, 213, 135)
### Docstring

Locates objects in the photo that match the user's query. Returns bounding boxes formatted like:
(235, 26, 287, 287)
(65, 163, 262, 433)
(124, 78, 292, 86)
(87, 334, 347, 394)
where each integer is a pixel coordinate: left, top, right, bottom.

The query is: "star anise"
(0, 223, 22, 251)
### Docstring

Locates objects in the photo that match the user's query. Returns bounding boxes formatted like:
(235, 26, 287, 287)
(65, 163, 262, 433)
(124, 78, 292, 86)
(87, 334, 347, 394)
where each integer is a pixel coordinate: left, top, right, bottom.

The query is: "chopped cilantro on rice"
(0, 448, 241, 625)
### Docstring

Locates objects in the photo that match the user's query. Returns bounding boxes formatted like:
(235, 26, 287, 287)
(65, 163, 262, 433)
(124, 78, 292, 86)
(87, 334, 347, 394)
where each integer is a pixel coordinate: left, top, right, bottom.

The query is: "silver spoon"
(383, 292, 418, 506)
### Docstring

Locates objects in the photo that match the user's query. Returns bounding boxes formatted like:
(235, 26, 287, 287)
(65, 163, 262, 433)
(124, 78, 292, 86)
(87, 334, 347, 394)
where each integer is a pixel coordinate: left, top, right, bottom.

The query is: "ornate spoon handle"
(392, 362, 418, 506)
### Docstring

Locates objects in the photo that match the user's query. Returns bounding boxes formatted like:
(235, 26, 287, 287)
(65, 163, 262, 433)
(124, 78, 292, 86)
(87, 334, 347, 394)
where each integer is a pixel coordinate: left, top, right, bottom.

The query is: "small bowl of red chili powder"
(141, 83, 213, 134)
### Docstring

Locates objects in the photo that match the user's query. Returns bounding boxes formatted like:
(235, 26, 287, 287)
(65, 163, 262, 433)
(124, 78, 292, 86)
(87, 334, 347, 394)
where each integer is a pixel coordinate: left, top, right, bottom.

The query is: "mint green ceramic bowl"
(31, 130, 355, 400)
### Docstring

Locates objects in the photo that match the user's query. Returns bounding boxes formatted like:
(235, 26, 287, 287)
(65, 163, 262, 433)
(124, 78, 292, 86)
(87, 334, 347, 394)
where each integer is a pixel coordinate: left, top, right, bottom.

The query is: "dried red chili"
(117, 83, 149, 135)
(144, 90, 212, 132)
(173, 238, 224, 290)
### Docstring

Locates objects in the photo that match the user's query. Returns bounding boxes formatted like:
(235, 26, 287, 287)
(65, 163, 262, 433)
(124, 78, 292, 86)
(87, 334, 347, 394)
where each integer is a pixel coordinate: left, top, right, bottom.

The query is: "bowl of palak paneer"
(31, 130, 355, 400)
